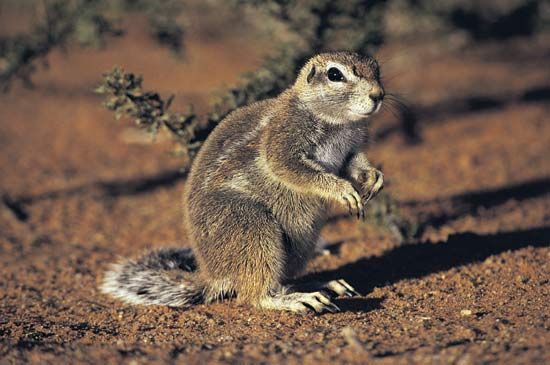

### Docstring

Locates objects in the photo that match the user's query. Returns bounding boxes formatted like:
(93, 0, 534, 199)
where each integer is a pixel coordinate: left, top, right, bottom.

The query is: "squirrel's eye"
(327, 67, 345, 82)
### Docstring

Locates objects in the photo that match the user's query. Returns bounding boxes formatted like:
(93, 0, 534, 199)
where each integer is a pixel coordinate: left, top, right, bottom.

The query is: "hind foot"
(259, 291, 340, 314)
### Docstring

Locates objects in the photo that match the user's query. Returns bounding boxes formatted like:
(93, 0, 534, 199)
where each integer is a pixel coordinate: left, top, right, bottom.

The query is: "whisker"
(381, 103, 402, 119)
(385, 94, 412, 112)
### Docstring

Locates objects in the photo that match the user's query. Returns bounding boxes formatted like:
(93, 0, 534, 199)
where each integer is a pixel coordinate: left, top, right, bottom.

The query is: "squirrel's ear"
(307, 65, 316, 83)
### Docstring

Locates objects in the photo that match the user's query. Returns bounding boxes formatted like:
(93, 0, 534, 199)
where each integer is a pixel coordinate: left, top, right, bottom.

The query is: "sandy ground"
(1, 11, 549, 365)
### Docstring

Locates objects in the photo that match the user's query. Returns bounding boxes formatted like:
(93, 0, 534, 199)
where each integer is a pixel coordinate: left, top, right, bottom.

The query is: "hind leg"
(189, 192, 343, 313)
(189, 192, 288, 306)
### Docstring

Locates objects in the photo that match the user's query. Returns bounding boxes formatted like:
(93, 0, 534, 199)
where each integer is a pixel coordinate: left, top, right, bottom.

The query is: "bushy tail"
(100, 247, 205, 307)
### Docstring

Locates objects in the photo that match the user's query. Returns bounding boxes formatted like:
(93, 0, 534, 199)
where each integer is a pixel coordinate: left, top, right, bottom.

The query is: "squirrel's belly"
(265, 183, 326, 241)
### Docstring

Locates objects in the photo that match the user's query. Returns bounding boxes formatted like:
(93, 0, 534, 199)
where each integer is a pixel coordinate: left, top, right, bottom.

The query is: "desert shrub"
(95, 67, 199, 165)
(0, 0, 184, 91)
(384, 0, 547, 40)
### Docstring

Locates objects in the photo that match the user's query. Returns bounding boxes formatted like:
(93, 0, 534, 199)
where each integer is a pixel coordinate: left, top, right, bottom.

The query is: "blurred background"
(1, 1, 549, 364)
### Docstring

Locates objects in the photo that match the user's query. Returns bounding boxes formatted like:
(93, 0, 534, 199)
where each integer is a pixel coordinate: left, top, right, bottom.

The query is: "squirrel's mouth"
(348, 101, 382, 118)
(351, 111, 372, 117)
(349, 107, 380, 118)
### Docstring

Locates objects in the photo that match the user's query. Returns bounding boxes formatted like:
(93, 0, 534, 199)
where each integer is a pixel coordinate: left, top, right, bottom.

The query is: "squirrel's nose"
(369, 87, 385, 103)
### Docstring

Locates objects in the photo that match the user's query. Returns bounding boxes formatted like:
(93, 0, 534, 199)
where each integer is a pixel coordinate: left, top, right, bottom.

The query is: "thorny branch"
(95, 68, 199, 164)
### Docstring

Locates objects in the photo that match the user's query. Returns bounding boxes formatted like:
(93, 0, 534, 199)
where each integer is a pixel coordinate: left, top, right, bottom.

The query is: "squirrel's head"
(294, 51, 384, 124)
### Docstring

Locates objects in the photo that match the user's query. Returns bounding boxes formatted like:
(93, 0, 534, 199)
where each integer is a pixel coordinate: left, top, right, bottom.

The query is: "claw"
(328, 302, 341, 312)
(315, 299, 339, 313)
(343, 195, 353, 217)
(351, 191, 363, 220)
(322, 288, 339, 299)
(365, 189, 374, 203)
(307, 292, 341, 314)
(338, 279, 361, 297)
(315, 294, 340, 312)
(324, 279, 361, 298)
(360, 168, 384, 209)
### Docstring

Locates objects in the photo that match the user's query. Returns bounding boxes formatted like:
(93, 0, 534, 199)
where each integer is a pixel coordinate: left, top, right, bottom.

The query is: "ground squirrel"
(101, 51, 385, 313)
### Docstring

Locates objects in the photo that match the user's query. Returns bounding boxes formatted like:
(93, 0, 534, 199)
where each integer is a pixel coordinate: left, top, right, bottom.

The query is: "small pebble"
(516, 275, 529, 284)
(461, 309, 472, 316)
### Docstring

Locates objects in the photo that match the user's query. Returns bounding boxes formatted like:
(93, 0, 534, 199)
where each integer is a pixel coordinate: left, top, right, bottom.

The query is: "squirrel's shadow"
(334, 297, 384, 313)
(297, 226, 549, 313)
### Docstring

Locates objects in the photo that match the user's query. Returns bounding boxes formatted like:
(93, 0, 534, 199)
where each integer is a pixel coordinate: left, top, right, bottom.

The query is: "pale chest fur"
(313, 127, 364, 174)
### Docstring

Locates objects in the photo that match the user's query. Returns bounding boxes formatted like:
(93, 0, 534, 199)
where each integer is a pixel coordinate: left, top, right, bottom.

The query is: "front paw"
(338, 181, 364, 220)
(360, 168, 384, 204)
